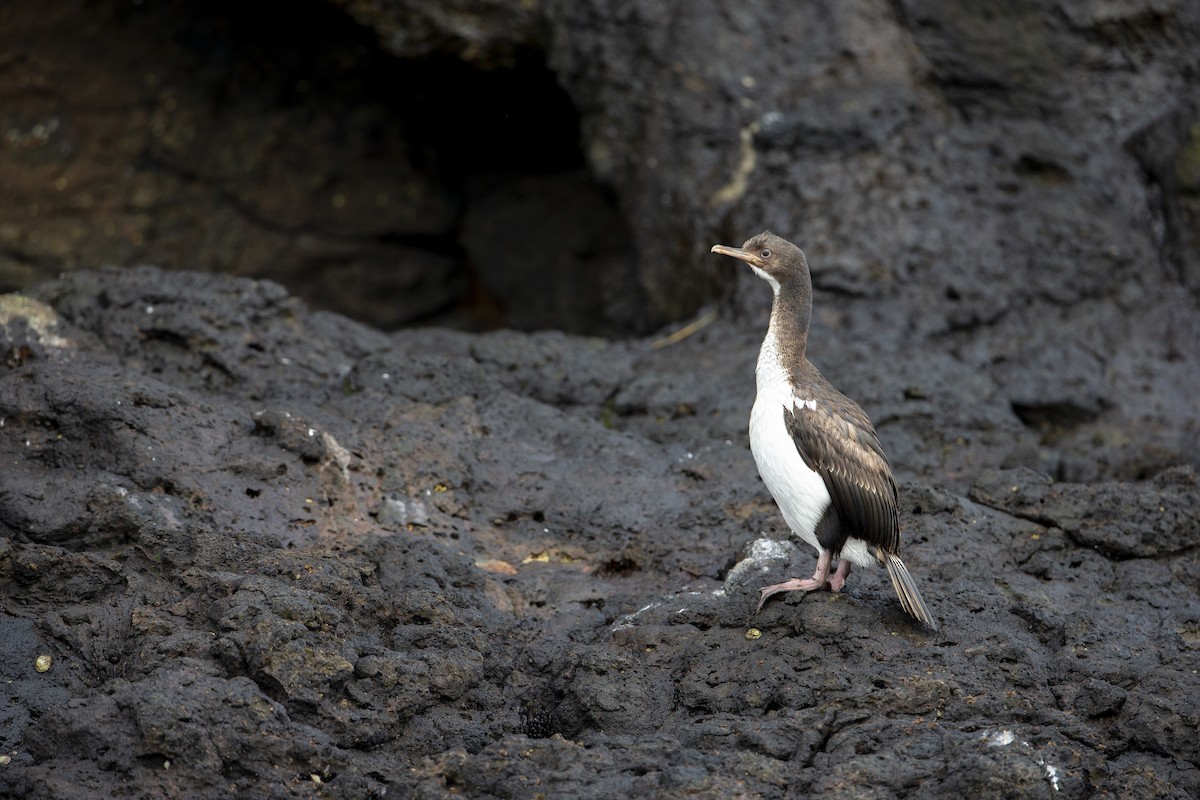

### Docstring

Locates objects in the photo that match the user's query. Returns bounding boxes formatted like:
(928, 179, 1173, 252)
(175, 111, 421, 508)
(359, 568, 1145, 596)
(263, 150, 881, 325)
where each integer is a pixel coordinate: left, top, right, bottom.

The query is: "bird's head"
(710, 231, 807, 294)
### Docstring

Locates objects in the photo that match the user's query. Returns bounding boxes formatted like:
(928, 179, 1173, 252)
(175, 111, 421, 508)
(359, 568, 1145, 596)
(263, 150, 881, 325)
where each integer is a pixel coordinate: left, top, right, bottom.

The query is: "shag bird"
(711, 231, 937, 629)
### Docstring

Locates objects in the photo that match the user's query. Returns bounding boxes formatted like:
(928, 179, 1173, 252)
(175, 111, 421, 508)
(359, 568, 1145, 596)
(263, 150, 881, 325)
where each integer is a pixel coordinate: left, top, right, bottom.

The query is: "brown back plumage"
(783, 364, 901, 557)
(712, 230, 938, 629)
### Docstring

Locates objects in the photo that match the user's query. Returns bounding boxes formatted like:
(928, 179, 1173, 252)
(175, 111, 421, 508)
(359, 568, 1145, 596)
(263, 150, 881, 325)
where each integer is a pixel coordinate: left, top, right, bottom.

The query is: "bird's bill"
(710, 244, 765, 268)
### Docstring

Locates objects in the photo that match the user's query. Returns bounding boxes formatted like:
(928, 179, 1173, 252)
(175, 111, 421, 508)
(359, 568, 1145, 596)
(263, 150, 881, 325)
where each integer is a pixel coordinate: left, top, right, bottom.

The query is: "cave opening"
(397, 53, 643, 337)
(155, 0, 641, 336)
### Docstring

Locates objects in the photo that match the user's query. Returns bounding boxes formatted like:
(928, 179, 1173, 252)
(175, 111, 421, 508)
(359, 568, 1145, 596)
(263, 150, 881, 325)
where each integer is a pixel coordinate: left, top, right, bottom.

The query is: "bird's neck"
(765, 277, 812, 376)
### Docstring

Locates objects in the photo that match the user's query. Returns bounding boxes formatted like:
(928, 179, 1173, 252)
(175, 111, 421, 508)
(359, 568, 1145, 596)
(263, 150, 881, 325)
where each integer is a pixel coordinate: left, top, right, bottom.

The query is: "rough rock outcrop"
(1, 1, 1198, 797)
(1, 264, 1196, 798)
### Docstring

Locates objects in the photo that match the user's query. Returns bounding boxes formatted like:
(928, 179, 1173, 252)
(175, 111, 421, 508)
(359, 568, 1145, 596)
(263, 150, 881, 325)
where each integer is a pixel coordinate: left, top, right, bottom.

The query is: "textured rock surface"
(0, 0, 599, 332)
(1, 0, 1199, 798)
(1, 264, 1197, 799)
(6, 0, 1196, 340)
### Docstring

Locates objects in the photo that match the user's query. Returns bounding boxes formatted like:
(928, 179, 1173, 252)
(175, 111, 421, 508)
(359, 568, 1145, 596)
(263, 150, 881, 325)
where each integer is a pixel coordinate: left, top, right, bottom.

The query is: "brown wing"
(783, 389, 900, 555)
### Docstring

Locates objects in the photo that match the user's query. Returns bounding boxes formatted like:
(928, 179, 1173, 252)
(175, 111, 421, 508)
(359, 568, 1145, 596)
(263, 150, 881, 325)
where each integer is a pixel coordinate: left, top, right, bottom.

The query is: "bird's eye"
(760, 249, 771, 258)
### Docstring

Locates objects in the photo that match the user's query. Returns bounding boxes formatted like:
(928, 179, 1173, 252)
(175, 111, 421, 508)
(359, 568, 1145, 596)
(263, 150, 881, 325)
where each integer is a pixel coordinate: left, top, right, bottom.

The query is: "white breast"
(748, 335, 831, 555)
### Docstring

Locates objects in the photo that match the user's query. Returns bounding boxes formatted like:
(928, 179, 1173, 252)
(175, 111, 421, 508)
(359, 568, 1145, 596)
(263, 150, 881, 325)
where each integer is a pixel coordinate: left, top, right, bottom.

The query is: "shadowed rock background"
(1, 1, 1198, 798)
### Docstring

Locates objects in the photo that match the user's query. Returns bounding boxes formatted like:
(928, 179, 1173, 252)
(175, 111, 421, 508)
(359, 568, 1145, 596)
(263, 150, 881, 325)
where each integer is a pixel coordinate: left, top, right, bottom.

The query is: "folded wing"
(783, 391, 900, 555)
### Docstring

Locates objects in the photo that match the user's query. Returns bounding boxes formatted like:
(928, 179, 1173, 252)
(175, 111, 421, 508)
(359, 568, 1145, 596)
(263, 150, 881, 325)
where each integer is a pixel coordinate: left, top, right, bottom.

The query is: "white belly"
(749, 383, 829, 554)
(749, 333, 830, 554)
(748, 336, 875, 568)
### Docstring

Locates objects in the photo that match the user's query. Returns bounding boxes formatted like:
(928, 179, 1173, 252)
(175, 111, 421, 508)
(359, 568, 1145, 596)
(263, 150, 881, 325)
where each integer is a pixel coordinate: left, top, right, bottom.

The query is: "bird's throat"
(766, 280, 811, 367)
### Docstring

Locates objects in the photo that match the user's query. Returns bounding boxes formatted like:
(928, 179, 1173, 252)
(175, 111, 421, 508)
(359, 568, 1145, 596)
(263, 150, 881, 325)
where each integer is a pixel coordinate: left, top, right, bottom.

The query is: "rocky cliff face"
(1, 1, 1198, 798)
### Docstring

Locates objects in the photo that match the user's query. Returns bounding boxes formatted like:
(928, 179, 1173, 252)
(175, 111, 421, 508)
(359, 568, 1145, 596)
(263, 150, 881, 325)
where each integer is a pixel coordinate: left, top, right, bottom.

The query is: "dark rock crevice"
(0, 0, 643, 336)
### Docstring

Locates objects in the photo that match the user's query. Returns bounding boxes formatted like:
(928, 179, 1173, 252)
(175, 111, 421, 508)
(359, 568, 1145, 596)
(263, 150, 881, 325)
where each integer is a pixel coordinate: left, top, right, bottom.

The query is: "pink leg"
(828, 559, 852, 593)
(756, 550, 832, 611)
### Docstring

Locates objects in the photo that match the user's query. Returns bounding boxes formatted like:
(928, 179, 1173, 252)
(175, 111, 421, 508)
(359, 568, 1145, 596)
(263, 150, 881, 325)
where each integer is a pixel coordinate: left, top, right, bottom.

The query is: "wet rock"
(969, 465, 1199, 558)
(467, 328, 637, 408)
(0, 1, 466, 325)
(333, 0, 543, 67)
(0, 296, 77, 368)
(1, 264, 1197, 799)
(1127, 95, 1200, 294)
(461, 171, 645, 336)
(554, 645, 675, 736)
(1, 0, 1199, 797)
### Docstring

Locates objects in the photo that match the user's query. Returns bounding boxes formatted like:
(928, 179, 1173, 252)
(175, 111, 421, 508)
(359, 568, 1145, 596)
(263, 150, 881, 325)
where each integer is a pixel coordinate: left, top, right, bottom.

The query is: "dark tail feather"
(885, 555, 938, 630)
